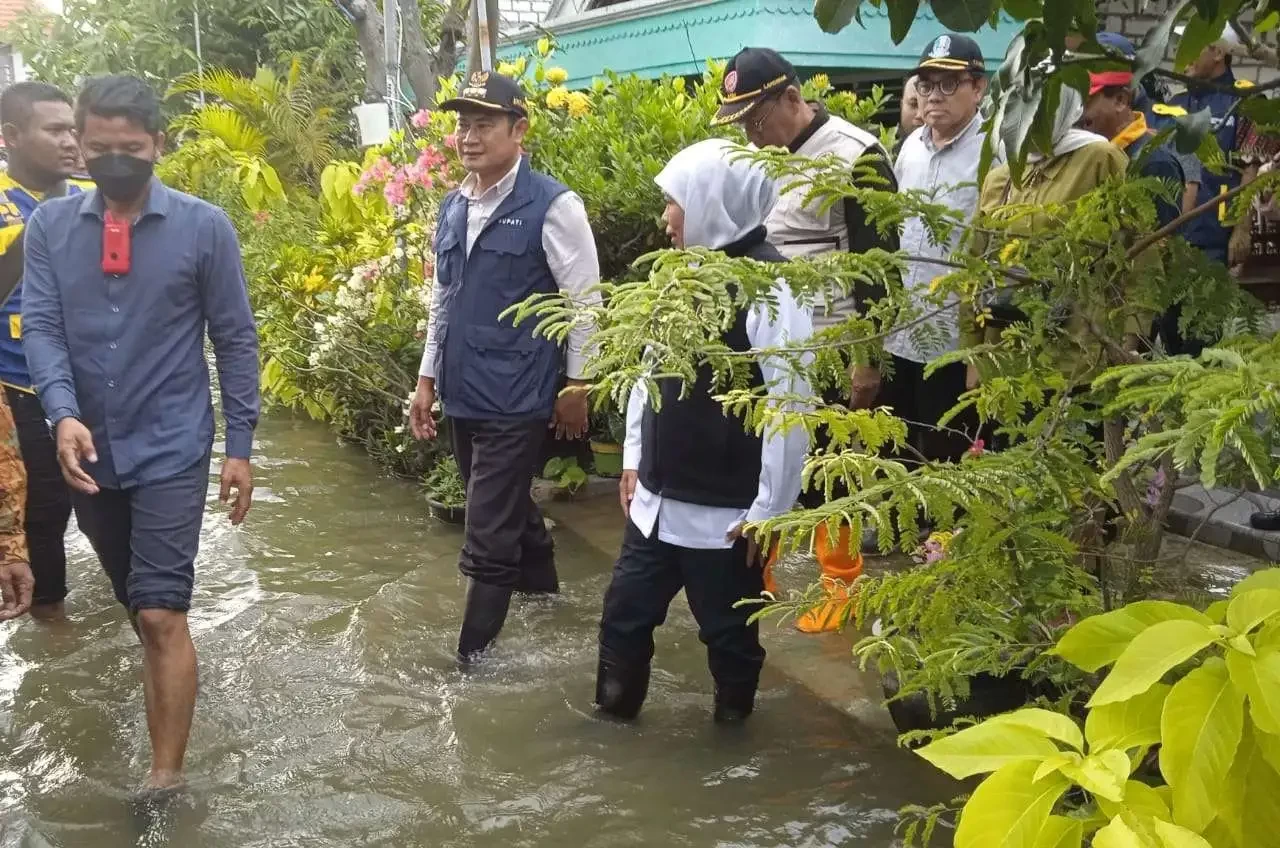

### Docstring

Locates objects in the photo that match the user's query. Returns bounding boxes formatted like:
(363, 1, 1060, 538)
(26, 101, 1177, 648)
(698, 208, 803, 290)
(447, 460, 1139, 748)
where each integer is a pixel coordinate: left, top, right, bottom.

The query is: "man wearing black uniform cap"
(712, 47, 900, 632)
(410, 71, 601, 664)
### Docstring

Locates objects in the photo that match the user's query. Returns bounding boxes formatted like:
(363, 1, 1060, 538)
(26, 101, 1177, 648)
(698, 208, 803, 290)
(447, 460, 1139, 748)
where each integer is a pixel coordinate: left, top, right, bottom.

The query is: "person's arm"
(744, 286, 813, 524)
(1143, 153, 1186, 230)
(0, 391, 30, 619)
(418, 261, 446, 381)
(200, 210, 261, 461)
(622, 380, 646, 471)
(541, 191, 603, 379)
(842, 150, 900, 307)
(21, 210, 78, 425)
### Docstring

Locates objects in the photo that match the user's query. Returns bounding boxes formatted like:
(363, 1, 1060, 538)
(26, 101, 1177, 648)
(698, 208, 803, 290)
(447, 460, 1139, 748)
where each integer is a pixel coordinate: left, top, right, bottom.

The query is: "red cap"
(1089, 70, 1135, 96)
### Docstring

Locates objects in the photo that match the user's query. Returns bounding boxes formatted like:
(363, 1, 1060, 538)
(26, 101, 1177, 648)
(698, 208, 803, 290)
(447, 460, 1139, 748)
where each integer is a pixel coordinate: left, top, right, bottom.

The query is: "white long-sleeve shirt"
(623, 285, 813, 550)
(419, 158, 601, 380)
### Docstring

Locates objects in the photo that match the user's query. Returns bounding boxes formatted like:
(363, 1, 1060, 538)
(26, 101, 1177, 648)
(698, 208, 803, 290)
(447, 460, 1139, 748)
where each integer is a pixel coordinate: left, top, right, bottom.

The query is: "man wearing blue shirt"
(22, 75, 260, 794)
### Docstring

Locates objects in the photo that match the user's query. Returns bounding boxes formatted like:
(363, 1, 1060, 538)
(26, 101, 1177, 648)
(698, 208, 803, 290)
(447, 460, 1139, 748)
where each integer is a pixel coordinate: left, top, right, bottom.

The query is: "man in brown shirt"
(0, 391, 31, 620)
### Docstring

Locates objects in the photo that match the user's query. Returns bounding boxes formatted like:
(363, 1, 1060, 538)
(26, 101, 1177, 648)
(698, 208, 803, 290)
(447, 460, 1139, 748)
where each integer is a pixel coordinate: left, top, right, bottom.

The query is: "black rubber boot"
(516, 558, 560, 595)
(456, 580, 513, 666)
(594, 652, 650, 720)
(1251, 511, 1280, 532)
(712, 683, 757, 724)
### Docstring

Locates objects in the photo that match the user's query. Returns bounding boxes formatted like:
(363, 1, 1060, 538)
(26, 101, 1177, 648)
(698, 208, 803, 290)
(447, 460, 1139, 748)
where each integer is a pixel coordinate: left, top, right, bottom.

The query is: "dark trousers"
(876, 356, 977, 464)
(599, 520, 766, 693)
(5, 386, 71, 606)
(72, 454, 210, 613)
(450, 416, 556, 591)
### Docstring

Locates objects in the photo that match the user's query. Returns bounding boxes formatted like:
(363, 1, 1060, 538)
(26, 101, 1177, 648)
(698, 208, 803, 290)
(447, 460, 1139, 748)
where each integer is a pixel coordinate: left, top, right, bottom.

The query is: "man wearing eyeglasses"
(885, 34, 988, 479)
(711, 47, 898, 633)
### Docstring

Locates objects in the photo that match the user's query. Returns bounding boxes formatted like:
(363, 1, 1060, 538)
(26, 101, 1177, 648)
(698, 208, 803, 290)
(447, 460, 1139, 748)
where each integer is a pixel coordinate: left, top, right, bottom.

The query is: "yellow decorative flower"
(927, 275, 945, 294)
(810, 73, 831, 92)
(497, 61, 518, 76)
(999, 238, 1023, 265)
(514, 56, 528, 75)
(546, 86, 571, 109)
(546, 66, 569, 85)
(567, 91, 592, 117)
(1236, 78, 1257, 90)
(537, 37, 552, 57)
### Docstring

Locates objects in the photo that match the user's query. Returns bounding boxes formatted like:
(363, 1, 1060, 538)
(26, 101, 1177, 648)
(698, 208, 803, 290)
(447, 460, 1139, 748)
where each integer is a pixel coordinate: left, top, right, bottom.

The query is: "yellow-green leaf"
(955, 761, 1073, 848)
(1089, 620, 1217, 707)
(1159, 658, 1245, 833)
(1033, 815, 1083, 848)
(1227, 589, 1280, 635)
(1231, 568, 1280, 598)
(1225, 648, 1280, 735)
(1219, 722, 1280, 847)
(1093, 815, 1148, 848)
(1033, 752, 1078, 783)
(986, 708, 1084, 752)
(1150, 818, 1214, 848)
(1054, 602, 1212, 674)
(1098, 780, 1172, 822)
(1059, 749, 1130, 802)
(1206, 600, 1229, 624)
(1086, 684, 1170, 752)
(917, 721, 1063, 780)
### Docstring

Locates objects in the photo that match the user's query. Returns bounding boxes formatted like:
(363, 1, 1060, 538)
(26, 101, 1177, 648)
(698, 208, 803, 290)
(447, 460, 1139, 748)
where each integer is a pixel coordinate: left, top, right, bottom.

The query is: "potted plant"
(423, 455, 466, 524)
(589, 406, 627, 478)
(542, 456, 588, 499)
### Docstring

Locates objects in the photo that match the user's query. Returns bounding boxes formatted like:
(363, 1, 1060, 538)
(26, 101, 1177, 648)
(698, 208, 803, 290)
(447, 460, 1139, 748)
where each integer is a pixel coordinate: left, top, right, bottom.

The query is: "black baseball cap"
(712, 47, 799, 126)
(440, 70, 528, 118)
(913, 33, 985, 75)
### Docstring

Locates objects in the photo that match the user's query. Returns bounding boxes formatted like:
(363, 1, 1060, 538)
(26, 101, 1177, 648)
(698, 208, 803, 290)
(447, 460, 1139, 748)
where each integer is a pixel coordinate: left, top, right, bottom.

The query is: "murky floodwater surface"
(0, 413, 950, 847)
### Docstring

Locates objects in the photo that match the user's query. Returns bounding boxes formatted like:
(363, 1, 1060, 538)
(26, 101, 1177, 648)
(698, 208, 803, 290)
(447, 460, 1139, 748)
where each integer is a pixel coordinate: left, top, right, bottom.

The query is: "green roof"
(494, 0, 1015, 88)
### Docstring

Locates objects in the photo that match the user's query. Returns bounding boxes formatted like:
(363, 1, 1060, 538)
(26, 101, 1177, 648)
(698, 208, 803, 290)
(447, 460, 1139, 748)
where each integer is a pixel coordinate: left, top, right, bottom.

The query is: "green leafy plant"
(542, 457, 588, 494)
(424, 455, 466, 509)
(908, 569, 1280, 847)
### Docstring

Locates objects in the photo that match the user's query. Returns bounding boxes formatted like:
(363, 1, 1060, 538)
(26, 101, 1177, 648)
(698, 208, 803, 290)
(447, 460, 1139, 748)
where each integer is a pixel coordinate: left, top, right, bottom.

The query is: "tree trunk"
(401, 0, 468, 109)
(336, 0, 387, 103)
(466, 0, 500, 73)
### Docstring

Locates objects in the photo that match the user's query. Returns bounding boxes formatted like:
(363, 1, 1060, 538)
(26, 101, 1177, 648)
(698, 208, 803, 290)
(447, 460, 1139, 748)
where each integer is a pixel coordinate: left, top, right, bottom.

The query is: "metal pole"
(384, 0, 402, 129)
(193, 2, 205, 107)
(476, 0, 494, 72)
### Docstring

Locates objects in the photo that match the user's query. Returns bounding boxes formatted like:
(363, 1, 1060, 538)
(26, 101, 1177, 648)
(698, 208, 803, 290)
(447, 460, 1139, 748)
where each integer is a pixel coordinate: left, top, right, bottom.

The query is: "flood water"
(1, 412, 954, 847)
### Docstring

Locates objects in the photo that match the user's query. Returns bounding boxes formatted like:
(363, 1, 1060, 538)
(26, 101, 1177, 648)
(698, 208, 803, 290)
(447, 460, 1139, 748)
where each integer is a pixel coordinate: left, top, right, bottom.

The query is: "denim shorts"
(72, 454, 211, 613)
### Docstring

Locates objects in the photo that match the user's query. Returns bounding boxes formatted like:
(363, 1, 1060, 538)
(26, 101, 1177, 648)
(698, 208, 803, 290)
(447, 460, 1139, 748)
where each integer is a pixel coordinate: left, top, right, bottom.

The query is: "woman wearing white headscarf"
(961, 85, 1133, 388)
(597, 138, 812, 724)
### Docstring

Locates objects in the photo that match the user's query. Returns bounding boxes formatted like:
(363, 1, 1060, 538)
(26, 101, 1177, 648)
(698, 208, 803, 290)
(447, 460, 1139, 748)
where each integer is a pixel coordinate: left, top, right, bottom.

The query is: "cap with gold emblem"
(711, 47, 799, 126)
(913, 33, 985, 75)
(440, 71, 529, 118)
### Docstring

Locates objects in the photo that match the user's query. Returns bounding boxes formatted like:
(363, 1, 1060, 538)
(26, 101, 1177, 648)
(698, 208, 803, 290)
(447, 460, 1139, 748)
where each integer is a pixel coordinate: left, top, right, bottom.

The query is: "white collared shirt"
(419, 158, 601, 380)
(888, 112, 986, 364)
(622, 285, 813, 550)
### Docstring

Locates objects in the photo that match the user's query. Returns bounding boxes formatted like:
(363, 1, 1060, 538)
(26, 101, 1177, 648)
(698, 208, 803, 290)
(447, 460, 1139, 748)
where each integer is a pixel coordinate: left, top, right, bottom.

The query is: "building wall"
(1097, 0, 1278, 84)
(497, 0, 552, 36)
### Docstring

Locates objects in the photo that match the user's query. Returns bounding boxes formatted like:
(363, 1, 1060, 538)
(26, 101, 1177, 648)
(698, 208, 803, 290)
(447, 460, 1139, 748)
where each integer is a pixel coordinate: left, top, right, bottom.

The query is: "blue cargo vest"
(432, 158, 568, 420)
(0, 173, 89, 391)
(1166, 71, 1246, 260)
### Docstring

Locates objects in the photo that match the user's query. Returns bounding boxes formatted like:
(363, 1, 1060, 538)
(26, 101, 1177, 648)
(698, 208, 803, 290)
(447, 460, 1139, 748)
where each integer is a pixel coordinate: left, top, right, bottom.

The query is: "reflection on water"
(0, 414, 952, 847)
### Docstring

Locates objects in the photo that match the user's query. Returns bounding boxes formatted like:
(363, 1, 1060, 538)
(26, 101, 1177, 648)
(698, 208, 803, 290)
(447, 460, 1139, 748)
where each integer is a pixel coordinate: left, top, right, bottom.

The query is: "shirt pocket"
(460, 323, 545, 415)
(475, 225, 534, 300)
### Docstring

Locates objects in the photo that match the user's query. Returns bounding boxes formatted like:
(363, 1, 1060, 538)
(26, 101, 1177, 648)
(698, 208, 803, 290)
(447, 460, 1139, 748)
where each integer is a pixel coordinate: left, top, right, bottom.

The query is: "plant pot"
(425, 495, 465, 525)
(590, 440, 623, 478)
(881, 669, 1041, 737)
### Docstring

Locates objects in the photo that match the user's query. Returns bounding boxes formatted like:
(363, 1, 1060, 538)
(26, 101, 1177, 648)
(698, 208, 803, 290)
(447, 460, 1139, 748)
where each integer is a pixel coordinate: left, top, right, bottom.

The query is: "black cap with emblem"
(440, 70, 529, 118)
(913, 33, 985, 75)
(711, 47, 799, 126)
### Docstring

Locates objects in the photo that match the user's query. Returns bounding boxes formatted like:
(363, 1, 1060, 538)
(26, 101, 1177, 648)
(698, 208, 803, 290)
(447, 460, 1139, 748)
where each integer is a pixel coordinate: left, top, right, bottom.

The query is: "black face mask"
(86, 153, 154, 202)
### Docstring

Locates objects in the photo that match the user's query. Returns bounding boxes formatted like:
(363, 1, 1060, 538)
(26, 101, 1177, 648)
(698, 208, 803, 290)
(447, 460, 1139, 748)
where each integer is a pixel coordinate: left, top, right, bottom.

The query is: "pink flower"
(923, 540, 946, 564)
(443, 134, 458, 150)
(968, 438, 985, 458)
(1145, 466, 1167, 508)
(384, 176, 409, 207)
(352, 178, 368, 196)
(410, 109, 431, 128)
(253, 210, 270, 225)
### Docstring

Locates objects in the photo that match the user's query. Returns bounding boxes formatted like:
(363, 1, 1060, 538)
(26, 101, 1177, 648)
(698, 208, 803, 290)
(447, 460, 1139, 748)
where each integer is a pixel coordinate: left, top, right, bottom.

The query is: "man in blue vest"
(0, 82, 90, 620)
(409, 71, 601, 664)
(1155, 24, 1254, 355)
